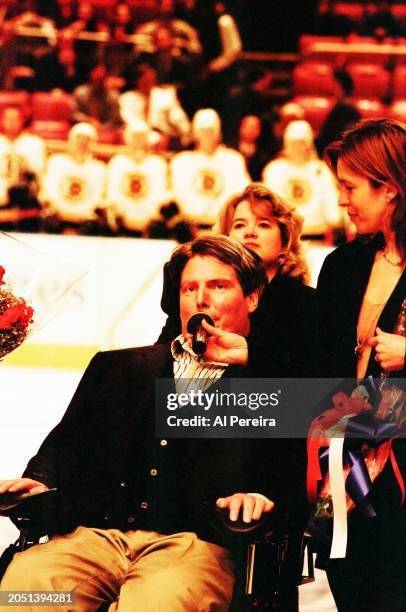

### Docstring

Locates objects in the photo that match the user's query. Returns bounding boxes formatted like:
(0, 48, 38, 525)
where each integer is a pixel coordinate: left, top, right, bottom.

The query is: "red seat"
(391, 4, 406, 21)
(393, 38, 406, 65)
(31, 92, 73, 123)
(0, 90, 30, 118)
(293, 62, 336, 96)
(388, 99, 406, 122)
(97, 127, 121, 145)
(29, 120, 70, 140)
(392, 65, 406, 99)
(353, 98, 388, 119)
(291, 95, 335, 135)
(347, 64, 391, 99)
(334, 3, 365, 22)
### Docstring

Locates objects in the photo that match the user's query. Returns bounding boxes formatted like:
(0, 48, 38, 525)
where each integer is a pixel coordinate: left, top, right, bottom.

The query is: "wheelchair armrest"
(0, 488, 58, 529)
(206, 505, 286, 546)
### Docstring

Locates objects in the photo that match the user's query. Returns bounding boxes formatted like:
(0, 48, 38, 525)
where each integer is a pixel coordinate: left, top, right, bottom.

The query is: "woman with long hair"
(316, 118, 406, 611)
(158, 182, 318, 377)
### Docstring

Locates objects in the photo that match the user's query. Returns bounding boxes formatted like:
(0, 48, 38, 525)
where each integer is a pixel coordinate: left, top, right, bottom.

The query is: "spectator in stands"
(273, 101, 306, 151)
(2, 4, 56, 90)
(203, 1, 243, 114)
(0, 19, 18, 90)
(0, 105, 45, 232)
(72, 63, 122, 132)
(170, 108, 250, 226)
(316, 68, 361, 156)
(133, 5, 202, 115)
(42, 122, 107, 235)
(170, 1, 242, 114)
(231, 115, 271, 182)
(207, 2, 242, 75)
(136, 0, 202, 59)
(107, 120, 169, 236)
(263, 119, 341, 242)
(136, 23, 194, 86)
(106, 3, 137, 78)
(38, 0, 77, 28)
(224, 67, 278, 156)
(67, 1, 107, 83)
(119, 63, 191, 151)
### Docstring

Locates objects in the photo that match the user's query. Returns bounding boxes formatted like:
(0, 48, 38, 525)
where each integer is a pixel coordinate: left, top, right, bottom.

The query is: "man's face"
(1, 108, 24, 139)
(194, 127, 220, 154)
(179, 255, 258, 338)
(70, 133, 92, 155)
(239, 115, 261, 144)
(285, 138, 310, 163)
(127, 130, 148, 151)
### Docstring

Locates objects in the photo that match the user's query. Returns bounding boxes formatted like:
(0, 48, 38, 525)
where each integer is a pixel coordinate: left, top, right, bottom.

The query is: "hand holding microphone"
(186, 313, 248, 365)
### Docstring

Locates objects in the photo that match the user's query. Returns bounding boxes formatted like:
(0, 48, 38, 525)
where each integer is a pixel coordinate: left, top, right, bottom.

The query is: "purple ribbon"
(319, 413, 400, 517)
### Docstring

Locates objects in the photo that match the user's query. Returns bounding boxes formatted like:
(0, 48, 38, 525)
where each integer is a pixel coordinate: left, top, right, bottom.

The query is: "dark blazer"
(317, 236, 406, 378)
(23, 344, 308, 545)
(158, 270, 319, 378)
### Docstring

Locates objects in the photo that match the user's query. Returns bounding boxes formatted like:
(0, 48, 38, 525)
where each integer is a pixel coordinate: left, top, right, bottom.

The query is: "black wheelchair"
(0, 489, 314, 611)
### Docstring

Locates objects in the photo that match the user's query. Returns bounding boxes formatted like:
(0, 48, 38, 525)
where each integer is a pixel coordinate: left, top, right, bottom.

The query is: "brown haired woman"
(316, 118, 406, 611)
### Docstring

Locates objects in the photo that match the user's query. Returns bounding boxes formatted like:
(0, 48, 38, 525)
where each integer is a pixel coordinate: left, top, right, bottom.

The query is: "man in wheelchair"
(0, 236, 307, 610)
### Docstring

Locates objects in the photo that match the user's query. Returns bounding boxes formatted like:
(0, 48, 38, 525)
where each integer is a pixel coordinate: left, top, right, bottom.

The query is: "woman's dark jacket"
(315, 236, 406, 609)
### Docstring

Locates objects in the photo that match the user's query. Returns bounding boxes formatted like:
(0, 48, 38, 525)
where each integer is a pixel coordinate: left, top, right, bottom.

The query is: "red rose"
(0, 266, 5, 286)
(0, 301, 34, 330)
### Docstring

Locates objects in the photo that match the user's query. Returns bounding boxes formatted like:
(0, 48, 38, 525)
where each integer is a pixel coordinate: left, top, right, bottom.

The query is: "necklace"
(382, 250, 402, 267)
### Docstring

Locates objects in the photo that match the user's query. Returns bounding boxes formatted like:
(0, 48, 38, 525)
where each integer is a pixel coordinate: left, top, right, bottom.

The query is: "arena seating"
(388, 98, 406, 121)
(353, 97, 388, 118)
(31, 92, 73, 123)
(292, 62, 336, 96)
(0, 90, 30, 117)
(347, 63, 391, 98)
(392, 64, 406, 97)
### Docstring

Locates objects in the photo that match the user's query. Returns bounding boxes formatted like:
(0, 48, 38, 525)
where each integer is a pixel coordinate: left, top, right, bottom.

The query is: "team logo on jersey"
(193, 169, 223, 198)
(122, 173, 148, 199)
(287, 177, 311, 205)
(60, 176, 87, 202)
(1, 153, 26, 183)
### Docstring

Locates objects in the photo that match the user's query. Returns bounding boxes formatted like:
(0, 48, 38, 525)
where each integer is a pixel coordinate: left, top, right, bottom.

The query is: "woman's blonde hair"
(215, 183, 310, 283)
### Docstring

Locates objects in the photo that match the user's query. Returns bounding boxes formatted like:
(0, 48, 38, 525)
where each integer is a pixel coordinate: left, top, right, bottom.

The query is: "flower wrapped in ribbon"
(307, 377, 406, 559)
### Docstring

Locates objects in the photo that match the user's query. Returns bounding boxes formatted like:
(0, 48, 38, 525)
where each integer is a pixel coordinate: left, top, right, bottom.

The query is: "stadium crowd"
(0, 0, 404, 241)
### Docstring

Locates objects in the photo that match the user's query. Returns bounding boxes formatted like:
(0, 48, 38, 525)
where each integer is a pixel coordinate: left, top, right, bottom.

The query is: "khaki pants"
(0, 527, 235, 611)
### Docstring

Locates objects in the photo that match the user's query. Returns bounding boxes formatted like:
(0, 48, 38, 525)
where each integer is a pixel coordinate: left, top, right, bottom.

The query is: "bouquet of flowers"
(0, 232, 86, 361)
(0, 264, 34, 358)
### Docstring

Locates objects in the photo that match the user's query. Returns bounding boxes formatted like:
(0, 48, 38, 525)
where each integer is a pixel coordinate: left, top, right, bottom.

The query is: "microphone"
(186, 313, 215, 355)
